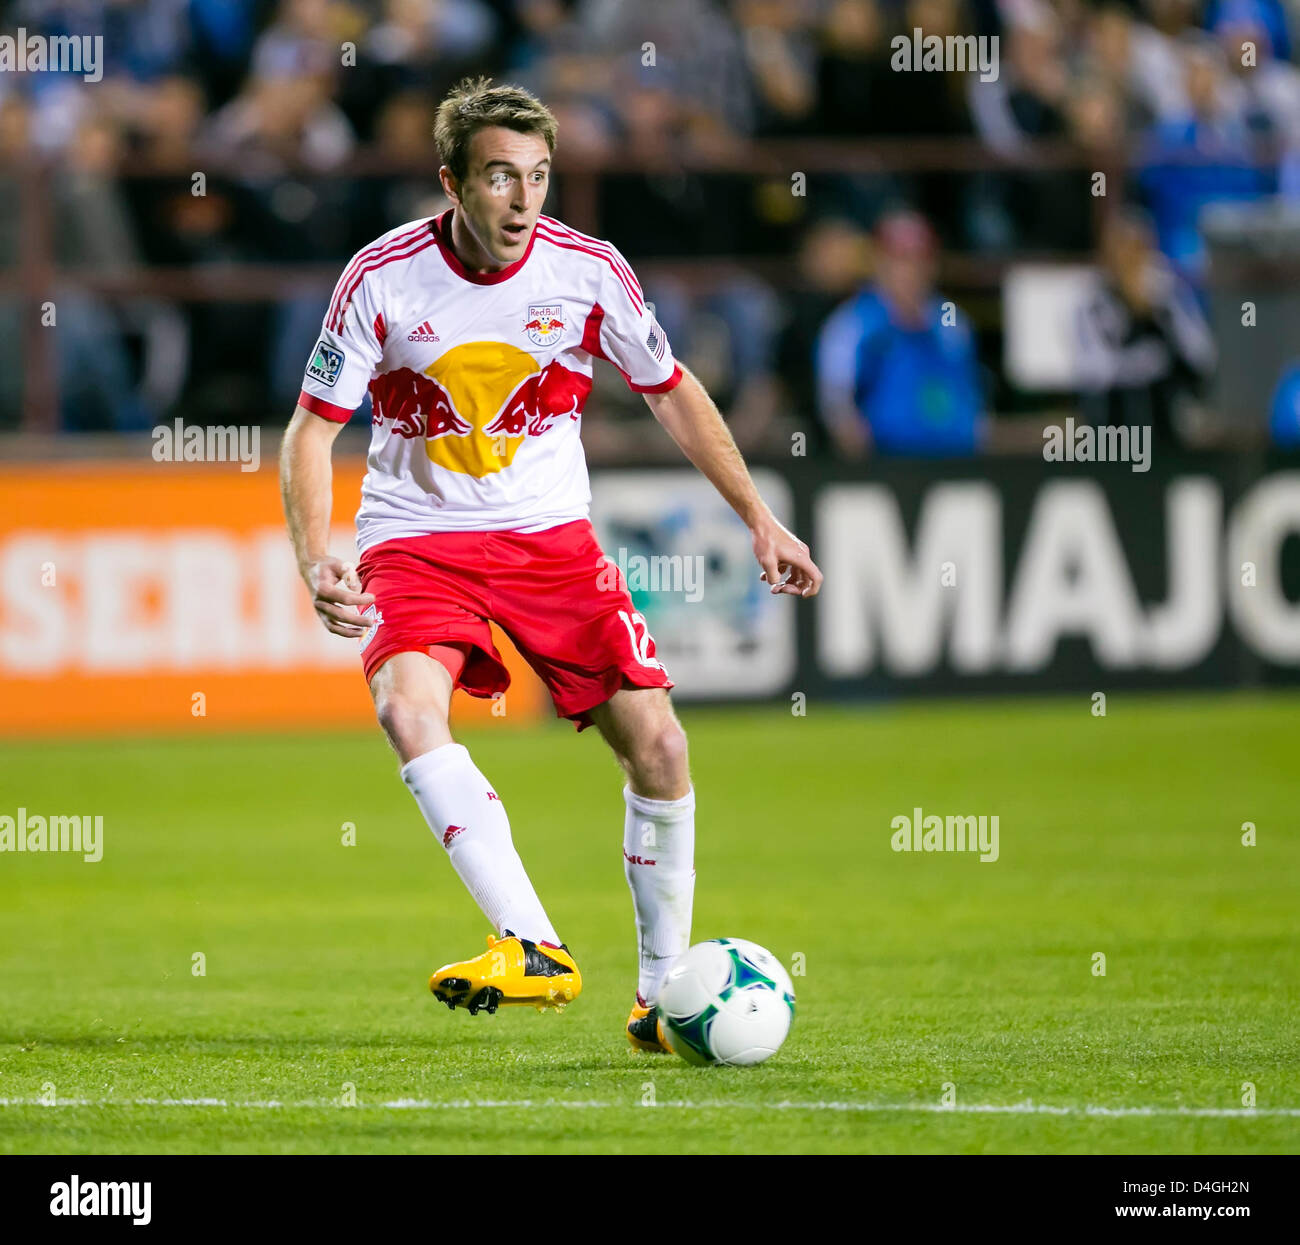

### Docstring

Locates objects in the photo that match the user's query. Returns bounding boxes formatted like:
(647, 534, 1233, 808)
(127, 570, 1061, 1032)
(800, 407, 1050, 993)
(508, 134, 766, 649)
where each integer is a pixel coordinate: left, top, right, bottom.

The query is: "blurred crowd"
(1, 0, 1298, 451)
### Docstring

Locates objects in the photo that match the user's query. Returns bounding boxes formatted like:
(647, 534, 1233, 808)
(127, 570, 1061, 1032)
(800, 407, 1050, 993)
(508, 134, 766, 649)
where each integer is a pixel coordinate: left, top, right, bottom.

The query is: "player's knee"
(372, 688, 411, 741)
(628, 718, 689, 789)
(373, 689, 439, 752)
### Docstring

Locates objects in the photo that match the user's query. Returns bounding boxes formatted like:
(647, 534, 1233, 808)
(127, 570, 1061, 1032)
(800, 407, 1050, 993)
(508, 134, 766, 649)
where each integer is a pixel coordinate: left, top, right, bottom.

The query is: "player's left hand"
(753, 519, 823, 598)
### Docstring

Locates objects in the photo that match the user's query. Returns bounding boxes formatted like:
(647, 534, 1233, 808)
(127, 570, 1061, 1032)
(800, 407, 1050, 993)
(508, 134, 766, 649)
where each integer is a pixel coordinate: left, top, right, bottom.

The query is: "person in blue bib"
(816, 210, 985, 458)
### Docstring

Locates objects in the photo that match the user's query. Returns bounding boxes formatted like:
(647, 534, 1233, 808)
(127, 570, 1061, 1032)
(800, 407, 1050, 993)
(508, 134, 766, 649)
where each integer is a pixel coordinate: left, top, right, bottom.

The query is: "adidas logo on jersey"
(407, 320, 441, 343)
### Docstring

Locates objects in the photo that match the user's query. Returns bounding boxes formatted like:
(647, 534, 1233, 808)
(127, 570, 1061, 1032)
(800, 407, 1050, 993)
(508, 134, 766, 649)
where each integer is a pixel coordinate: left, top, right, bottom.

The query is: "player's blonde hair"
(434, 76, 558, 184)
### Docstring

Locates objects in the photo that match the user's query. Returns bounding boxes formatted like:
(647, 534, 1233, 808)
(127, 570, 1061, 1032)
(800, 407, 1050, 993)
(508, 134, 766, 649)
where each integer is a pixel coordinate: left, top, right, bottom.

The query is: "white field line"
(0, 1097, 1295, 1118)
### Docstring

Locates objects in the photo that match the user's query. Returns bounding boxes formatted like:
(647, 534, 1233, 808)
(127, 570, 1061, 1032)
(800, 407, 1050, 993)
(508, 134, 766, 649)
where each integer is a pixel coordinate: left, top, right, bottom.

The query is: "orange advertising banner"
(0, 457, 545, 736)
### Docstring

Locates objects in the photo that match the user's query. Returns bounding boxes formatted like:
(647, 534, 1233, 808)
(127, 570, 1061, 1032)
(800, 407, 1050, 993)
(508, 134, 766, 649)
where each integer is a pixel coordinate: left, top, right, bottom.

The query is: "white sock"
(623, 784, 696, 1005)
(401, 742, 560, 946)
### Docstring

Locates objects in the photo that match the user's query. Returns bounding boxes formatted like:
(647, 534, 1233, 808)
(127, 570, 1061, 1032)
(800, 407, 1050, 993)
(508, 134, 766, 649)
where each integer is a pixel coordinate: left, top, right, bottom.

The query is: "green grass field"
(0, 692, 1296, 1154)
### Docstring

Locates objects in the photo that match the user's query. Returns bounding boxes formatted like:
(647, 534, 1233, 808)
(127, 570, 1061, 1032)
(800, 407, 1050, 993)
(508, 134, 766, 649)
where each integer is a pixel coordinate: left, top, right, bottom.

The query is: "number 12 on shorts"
(618, 610, 664, 671)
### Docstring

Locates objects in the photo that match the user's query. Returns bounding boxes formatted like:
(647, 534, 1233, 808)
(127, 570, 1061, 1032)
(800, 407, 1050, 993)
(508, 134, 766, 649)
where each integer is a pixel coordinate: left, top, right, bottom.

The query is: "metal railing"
(3, 136, 1291, 435)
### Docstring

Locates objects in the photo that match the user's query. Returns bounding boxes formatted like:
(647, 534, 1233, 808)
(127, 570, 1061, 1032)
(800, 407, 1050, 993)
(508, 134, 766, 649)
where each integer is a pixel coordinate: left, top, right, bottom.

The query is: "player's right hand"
(303, 555, 375, 638)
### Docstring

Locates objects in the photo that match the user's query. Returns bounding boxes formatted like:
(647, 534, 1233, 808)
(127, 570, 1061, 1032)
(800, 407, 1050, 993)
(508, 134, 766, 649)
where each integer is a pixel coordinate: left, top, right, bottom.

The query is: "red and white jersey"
(298, 210, 682, 550)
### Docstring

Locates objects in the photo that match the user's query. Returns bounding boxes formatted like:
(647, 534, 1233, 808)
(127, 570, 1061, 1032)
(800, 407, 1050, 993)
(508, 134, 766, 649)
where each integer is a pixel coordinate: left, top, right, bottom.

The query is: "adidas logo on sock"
(442, 824, 465, 847)
(407, 319, 440, 342)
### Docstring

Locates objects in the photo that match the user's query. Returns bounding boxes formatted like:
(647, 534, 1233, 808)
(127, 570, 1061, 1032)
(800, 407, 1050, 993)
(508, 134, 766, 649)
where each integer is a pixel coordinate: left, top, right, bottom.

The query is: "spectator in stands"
(1075, 208, 1215, 441)
(1066, 75, 1128, 153)
(503, 1, 619, 161)
(969, 5, 1070, 158)
(202, 70, 356, 173)
(1269, 362, 1300, 447)
(815, 210, 984, 458)
(52, 116, 156, 431)
(1085, 1, 1190, 128)
(507, 0, 580, 79)
(575, 0, 757, 148)
(187, 0, 265, 108)
(1143, 0, 1203, 42)
(0, 96, 30, 429)
(250, 0, 357, 83)
(14, 0, 199, 151)
(6, 0, 1294, 442)
(968, 4, 1096, 249)
(362, 90, 447, 233)
(363, 0, 498, 72)
(647, 270, 786, 453)
(201, 22, 361, 415)
(132, 76, 207, 165)
(889, 0, 978, 138)
(775, 216, 873, 450)
(1214, 3, 1300, 139)
(732, 0, 821, 137)
(1206, 0, 1292, 62)
(1136, 33, 1273, 280)
(353, 0, 499, 137)
(814, 0, 887, 133)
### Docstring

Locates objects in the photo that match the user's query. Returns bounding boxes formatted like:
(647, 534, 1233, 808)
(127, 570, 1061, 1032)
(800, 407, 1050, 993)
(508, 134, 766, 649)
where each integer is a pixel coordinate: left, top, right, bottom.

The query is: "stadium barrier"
(602, 454, 1300, 701)
(0, 137, 1151, 432)
(3, 451, 1297, 737)
(0, 458, 547, 736)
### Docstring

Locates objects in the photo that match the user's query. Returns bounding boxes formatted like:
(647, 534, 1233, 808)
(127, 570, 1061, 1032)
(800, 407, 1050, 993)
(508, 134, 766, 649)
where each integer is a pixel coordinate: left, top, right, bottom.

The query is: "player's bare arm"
(644, 367, 824, 598)
(279, 404, 374, 638)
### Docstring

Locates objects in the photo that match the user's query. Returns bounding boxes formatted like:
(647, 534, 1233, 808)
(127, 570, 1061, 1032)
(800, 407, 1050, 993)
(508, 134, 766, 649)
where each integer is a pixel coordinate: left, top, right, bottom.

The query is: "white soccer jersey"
(298, 210, 682, 551)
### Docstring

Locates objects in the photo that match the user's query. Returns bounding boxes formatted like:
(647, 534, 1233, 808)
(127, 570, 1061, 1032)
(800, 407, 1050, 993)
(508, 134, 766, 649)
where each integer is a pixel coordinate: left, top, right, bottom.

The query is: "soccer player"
(280, 77, 821, 1052)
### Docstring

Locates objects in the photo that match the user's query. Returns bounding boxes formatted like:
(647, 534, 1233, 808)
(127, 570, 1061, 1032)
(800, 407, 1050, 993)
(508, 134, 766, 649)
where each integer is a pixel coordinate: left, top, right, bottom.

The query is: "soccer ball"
(658, 938, 795, 1066)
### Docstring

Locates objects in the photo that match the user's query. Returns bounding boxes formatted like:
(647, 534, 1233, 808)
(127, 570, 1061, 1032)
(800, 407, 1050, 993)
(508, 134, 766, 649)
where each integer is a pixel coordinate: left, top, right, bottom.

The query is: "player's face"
(450, 127, 551, 267)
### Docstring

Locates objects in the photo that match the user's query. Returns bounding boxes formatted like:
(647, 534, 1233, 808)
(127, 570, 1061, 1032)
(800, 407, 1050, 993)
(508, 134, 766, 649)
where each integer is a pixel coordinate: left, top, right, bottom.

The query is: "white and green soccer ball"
(658, 938, 796, 1067)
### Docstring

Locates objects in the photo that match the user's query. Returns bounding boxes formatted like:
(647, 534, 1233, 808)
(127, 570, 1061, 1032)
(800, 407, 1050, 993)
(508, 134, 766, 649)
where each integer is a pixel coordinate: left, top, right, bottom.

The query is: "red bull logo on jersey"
(367, 340, 591, 478)
(524, 303, 565, 347)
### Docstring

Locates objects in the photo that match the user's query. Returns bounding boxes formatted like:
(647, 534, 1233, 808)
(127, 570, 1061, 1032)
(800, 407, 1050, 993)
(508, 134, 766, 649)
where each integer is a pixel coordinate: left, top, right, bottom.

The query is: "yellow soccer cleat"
(626, 998, 671, 1053)
(429, 931, 581, 1015)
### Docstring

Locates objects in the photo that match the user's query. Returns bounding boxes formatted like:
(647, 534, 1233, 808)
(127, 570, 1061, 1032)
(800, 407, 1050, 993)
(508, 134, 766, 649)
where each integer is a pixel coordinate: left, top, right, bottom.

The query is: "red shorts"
(356, 520, 673, 730)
